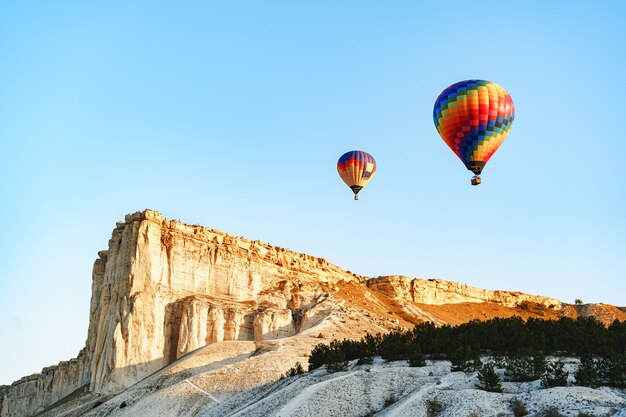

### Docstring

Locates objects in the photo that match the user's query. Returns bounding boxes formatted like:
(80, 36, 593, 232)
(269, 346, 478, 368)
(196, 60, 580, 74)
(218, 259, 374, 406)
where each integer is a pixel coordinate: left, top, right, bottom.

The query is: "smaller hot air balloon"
(337, 150, 376, 200)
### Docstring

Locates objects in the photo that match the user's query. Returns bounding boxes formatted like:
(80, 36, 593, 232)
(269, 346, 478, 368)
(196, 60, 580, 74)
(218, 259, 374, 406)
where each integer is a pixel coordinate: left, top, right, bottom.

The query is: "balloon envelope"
(433, 80, 514, 175)
(337, 150, 376, 199)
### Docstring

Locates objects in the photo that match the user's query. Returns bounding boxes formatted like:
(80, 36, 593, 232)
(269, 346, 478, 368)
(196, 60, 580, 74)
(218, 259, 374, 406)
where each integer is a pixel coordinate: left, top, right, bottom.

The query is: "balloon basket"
(471, 176, 481, 186)
(354, 195, 359, 200)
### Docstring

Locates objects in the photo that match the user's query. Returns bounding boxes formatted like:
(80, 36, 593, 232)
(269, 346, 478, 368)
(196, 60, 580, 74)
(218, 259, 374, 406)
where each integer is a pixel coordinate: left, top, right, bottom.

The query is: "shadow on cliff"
(82, 351, 257, 417)
(163, 300, 321, 362)
(164, 302, 184, 363)
(36, 357, 175, 417)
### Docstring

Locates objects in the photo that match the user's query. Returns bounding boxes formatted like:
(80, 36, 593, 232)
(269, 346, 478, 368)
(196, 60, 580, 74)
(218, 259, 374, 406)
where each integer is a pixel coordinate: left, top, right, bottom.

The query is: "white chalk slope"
(41, 342, 626, 417)
(200, 358, 626, 417)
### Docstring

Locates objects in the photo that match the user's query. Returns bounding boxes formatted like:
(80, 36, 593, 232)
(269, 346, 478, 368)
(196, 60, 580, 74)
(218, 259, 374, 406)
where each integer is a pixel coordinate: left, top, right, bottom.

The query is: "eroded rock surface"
(1, 210, 361, 416)
(1, 210, 622, 417)
(367, 275, 562, 308)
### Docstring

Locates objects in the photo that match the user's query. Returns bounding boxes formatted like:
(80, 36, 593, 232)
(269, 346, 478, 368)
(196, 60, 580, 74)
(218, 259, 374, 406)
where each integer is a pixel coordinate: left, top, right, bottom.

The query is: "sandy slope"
(43, 350, 626, 417)
(38, 306, 626, 417)
(39, 301, 395, 417)
(198, 358, 626, 417)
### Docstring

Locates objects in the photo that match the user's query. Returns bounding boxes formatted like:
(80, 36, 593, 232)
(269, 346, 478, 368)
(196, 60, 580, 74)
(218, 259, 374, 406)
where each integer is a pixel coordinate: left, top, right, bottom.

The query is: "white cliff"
(367, 276, 562, 309)
(3, 210, 621, 417)
(1, 210, 361, 416)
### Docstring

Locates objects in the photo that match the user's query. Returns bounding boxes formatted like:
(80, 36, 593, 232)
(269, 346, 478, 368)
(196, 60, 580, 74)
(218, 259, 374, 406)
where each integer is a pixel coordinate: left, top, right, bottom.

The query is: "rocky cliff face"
(0, 352, 89, 417)
(1, 210, 621, 417)
(1, 210, 360, 416)
(85, 210, 361, 395)
(367, 276, 562, 308)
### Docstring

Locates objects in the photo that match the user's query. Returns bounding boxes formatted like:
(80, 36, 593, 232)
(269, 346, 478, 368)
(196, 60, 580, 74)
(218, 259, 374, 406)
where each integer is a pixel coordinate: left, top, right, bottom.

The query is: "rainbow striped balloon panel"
(433, 80, 514, 173)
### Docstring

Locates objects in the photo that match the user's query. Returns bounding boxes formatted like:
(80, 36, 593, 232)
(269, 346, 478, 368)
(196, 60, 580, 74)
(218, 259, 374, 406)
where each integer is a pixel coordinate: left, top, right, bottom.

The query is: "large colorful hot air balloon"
(337, 150, 376, 200)
(433, 80, 515, 185)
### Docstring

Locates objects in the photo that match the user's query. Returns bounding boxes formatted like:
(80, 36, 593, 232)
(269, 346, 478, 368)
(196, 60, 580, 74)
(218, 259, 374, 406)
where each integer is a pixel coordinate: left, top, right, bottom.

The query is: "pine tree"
(599, 351, 626, 388)
(408, 344, 426, 367)
(541, 360, 568, 388)
(450, 347, 466, 372)
(574, 355, 600, 388)
(325, 342, 348, 373)
(532, 351, 548, 380)
(293, 362, 304, 375)
(450, 346, 481, 373)
(380, 331, 406, 362)
(467, 355, 483, 373)
(477, 362, 502, 393)
(326, 359, 348, 373)
(506, 350, 546, 382)
(282, 361, 305, 379)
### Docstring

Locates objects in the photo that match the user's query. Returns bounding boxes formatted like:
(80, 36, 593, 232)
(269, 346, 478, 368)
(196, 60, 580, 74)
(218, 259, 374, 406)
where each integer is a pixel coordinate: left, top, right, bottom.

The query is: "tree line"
(302, 316, 626, 389)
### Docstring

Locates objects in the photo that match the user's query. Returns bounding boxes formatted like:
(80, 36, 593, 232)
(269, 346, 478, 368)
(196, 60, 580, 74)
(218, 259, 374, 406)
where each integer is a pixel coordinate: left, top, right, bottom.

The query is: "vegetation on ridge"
(305, 316, 626, 389)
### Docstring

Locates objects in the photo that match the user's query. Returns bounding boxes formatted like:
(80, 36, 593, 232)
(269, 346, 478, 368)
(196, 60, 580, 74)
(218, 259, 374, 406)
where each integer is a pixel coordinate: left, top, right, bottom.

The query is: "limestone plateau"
(1, 210, 624, 417)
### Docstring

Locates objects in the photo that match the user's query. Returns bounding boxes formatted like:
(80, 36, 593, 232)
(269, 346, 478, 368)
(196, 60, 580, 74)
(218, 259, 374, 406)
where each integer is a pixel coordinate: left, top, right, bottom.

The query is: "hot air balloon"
(337, 150, 376, 200)
(433, 80, 515, 185)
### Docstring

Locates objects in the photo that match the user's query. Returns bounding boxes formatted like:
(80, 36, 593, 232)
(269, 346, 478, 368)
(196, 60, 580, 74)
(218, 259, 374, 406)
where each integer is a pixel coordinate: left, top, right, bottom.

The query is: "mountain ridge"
(1, 209, 624, 417)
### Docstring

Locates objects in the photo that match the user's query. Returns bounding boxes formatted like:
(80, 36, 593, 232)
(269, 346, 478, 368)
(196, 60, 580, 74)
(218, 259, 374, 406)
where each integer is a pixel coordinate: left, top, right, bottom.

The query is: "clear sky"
(1, 1, 625, 385)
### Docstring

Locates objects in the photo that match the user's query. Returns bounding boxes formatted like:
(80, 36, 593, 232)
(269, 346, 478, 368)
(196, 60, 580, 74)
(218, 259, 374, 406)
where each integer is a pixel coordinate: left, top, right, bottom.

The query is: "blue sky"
(1, 1, 625, 384)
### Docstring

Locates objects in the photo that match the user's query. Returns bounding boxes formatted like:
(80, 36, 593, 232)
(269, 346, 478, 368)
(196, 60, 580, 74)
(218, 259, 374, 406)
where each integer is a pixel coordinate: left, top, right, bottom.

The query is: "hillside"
(199, 358, 626, 417)
(1, 210, 624, 417)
